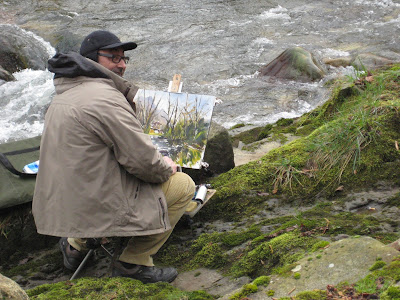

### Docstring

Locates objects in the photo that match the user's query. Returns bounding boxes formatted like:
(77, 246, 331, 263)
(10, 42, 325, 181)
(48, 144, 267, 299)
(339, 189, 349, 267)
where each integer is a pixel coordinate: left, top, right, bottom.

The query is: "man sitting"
(32, 30, 195, 284)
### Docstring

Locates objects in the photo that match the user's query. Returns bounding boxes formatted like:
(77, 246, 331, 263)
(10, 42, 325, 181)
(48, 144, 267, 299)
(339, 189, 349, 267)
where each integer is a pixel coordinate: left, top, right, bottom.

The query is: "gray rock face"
(258, 47, 326, 82)
(0, 273, 29, 300)
(249, 236, 400, 299)
(0, 24, 50, 74)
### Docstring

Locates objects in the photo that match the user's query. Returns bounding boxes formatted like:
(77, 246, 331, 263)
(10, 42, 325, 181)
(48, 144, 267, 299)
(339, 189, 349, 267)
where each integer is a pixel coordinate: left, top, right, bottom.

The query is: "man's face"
(97, 48, 127, 77)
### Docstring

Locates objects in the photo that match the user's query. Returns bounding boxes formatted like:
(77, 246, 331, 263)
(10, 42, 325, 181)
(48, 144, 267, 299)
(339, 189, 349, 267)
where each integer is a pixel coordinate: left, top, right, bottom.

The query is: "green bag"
(0, 136, 41, 210)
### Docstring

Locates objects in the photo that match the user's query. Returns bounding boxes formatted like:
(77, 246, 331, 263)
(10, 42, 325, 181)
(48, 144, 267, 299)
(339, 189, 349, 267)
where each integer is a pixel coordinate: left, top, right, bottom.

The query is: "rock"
(322, 53, 394, 71)
(0, 66, 15, 82)
(173, 268, 251, 298)
(323, 57, 353, 68)
(0, 24, 50, 74)
(184, 122, 235, 182)
(258, 47, 326, 82)
(388, 238, 400, 251)
(204, 122, 235, 174)
(249, 236, 399, 299)
(0, 273, 29, 300)
(352, 53, 394, 71)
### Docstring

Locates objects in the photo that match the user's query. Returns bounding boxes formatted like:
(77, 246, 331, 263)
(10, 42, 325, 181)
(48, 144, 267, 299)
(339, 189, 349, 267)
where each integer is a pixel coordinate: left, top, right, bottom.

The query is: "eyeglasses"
(97, 52, 130, 64)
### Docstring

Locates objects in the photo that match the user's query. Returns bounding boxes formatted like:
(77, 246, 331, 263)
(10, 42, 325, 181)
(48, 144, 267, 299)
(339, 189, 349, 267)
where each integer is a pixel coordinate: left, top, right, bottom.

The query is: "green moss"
(267, 290, 275, 296)
(381, 286, 400, 300)
(258, 124, 273, 140)
(293, 272, 301, 280)
(369, 260, 386, 271)
(231, 127, 265, 146)
(355, 257, 400, 294)
(311, 241, 330, 252)
(27, 277, 214, 300)
(293, 290, 327, 300)
(231, 232, 320, 278)
(191, 242, 226, 268)
(276, 118, 294, 127)
(229, 283, 258, 300)
(230, 123, 246, 130)
(252, 275, 270, 286)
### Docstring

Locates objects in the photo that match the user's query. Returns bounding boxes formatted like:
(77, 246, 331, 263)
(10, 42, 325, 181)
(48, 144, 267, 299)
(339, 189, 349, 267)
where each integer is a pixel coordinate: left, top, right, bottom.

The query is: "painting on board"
(133, 89, 215, 169)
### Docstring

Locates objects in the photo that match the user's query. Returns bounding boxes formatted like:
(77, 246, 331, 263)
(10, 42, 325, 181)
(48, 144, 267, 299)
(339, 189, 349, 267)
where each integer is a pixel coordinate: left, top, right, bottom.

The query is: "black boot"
(112, 260, 178, 284)
(59, 237, 85, 270)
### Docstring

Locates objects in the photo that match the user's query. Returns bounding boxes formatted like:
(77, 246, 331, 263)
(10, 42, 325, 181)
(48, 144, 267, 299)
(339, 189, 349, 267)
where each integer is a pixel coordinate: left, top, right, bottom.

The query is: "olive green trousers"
(68, 172, 195, 266)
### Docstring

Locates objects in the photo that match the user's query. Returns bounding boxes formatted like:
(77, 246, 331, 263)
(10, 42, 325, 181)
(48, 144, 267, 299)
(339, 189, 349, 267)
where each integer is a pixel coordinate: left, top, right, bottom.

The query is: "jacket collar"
(85, 58, 138, 105)
(49, 52, 138, 111)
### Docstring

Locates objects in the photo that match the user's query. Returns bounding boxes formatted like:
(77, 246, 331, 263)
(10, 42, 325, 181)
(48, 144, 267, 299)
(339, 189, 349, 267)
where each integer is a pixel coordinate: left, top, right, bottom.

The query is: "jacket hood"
(48, 52, 110, 79)
(48, 52, 138, 106)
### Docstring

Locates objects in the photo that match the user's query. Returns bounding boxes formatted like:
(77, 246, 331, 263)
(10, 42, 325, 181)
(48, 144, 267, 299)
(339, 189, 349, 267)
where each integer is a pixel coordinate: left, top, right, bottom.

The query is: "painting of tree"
(134, 90, 215, 169)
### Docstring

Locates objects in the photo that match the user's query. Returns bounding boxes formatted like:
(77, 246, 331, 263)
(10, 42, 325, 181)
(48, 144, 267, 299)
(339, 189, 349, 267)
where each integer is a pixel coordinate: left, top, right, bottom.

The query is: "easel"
(168, 74, 183, 93)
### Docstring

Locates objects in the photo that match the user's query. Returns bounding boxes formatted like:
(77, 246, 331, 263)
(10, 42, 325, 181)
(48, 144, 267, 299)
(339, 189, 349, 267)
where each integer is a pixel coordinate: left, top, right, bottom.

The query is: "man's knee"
(173, 172, 195, 200)
(163, 172, 195, 206)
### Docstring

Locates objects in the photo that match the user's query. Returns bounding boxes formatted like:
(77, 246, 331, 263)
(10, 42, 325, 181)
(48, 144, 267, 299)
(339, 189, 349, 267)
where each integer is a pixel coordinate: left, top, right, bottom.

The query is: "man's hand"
(163, 156, 177, 175)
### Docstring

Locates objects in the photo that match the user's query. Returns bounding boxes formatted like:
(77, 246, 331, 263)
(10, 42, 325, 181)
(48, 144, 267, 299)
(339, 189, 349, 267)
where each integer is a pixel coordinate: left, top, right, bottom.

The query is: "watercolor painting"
(134, 89, 215, 169)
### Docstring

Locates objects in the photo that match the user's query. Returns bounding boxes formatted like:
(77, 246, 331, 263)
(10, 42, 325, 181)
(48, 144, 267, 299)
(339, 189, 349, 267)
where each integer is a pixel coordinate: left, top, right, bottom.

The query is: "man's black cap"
(80, 30, 137, 62)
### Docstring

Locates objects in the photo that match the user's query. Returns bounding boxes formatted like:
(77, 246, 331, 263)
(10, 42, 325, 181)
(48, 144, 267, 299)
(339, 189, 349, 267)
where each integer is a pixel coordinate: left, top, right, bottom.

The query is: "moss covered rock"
(258, 47, 326, 82)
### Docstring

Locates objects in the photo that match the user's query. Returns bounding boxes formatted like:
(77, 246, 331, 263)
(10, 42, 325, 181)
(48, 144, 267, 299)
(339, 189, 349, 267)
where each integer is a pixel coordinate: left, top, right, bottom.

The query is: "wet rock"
(258, 47, 326, 82)
(331, 234, 350, 241)
(0, 24, 50, 73)
(388, 238, 400, 251)
(184, 122, 235, 182)
(323, 56, 353, 68)
(353, 53, 394, 71)
(204, 122, 235, 174)
(249, 236, 399, 299)
(0, 273, 29, 300)
(173, 268, 251, 298)
(0, 66, 15, 82)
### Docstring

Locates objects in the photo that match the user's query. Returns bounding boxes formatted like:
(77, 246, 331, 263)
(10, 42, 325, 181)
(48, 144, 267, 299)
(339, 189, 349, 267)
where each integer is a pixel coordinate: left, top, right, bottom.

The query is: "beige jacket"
(33, 53, 172, 238)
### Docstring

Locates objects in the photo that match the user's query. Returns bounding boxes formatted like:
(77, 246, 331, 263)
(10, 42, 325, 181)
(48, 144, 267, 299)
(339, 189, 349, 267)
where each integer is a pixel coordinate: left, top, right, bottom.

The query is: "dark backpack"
(0, 136, 41, 209)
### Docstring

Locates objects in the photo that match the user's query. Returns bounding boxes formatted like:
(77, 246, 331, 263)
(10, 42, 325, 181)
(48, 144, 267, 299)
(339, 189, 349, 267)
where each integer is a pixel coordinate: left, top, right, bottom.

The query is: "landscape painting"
(134, 89, 215, 169)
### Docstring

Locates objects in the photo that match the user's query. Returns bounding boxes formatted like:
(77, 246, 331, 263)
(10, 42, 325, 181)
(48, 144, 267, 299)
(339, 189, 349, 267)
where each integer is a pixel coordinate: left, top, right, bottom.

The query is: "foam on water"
(317, 48, 351, 58)
(259, 6, 291, 21)
(218, 98, 312, 129)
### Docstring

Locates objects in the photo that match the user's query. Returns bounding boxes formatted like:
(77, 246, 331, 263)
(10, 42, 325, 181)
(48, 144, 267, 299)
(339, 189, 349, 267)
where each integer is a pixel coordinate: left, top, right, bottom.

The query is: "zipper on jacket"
(158, 197, 167, 229)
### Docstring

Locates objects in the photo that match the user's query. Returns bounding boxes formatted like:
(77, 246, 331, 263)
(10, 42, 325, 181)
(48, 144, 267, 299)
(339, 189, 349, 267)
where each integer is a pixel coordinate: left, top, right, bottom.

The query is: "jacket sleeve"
(83, 88, 173, 183)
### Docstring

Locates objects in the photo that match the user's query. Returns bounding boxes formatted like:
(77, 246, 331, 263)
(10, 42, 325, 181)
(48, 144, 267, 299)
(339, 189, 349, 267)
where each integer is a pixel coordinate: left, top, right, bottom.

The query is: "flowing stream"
(0, 0, 399, 143)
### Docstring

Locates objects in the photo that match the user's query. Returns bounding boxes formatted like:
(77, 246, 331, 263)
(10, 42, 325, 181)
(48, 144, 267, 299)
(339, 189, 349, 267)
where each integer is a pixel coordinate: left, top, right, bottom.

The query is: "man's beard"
(111, 67, 125, 77)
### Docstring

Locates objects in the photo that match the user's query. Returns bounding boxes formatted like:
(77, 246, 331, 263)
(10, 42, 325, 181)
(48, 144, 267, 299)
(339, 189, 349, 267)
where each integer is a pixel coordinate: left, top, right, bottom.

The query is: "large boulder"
(0, 274, 29, 300)
(0, 24, 51, 74)
(259, 47, 326, 82)
(203, 122, 235, 174)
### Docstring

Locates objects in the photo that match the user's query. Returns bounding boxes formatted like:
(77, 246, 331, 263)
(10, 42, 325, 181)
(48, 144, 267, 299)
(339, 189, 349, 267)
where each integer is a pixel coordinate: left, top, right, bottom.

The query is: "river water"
(0, 0, 399, 143)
